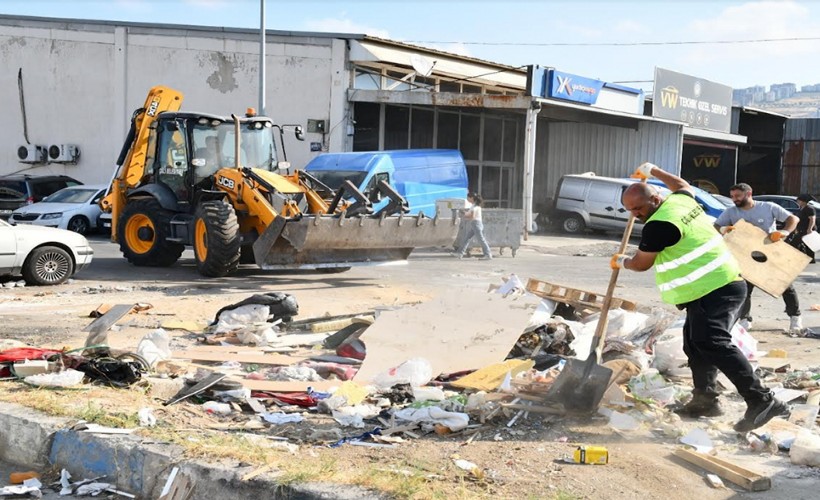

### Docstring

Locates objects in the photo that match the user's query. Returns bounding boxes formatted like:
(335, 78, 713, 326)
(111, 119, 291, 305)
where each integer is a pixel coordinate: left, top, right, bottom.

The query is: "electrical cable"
(404, 36, 820, 47)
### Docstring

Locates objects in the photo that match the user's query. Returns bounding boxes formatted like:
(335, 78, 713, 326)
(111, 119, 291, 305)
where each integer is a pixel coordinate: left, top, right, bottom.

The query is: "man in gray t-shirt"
(714, 183, 806, 335)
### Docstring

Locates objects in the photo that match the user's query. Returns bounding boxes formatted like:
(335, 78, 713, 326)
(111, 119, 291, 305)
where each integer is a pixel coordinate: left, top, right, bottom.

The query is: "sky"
(2, 0, 819, 93)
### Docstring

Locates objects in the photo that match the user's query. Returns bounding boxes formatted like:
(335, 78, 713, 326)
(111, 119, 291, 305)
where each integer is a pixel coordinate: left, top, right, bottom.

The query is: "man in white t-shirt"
(714, 183, 807, 335)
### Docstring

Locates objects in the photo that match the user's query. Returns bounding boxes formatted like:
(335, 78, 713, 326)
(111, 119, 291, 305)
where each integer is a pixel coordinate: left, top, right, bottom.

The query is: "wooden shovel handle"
(589, 178, 645, 363)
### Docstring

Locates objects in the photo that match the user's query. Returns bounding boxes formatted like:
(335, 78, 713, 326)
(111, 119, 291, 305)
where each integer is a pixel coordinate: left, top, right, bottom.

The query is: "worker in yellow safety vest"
(610, 163, 789, 433)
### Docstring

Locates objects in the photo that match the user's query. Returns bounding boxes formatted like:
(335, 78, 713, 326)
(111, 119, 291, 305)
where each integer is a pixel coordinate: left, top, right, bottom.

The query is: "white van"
(553, 173, 721, 235)
(553, 174, 640, 234)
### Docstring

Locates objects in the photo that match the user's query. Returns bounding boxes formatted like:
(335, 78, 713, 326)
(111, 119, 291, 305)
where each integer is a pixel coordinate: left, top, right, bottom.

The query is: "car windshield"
(691, 187, 726, 211)
(45, 188, 98, 204)
(308, 170, 368, 191)
(0, 180, 26, 199)
(192, 121, 279, 171)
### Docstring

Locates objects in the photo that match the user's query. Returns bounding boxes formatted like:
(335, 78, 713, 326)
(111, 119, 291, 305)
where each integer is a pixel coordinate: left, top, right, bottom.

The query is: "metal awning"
(683, 126, 747, 144)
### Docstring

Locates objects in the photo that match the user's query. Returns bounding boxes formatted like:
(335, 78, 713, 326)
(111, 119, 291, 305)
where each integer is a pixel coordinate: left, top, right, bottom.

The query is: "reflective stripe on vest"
(648, 193, 740, 305)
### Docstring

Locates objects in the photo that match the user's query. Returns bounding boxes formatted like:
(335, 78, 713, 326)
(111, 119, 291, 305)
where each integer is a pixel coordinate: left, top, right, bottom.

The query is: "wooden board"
(171, 351, 304, 365)
(724, 220, 811, 297)
(673, 448, 771, 491)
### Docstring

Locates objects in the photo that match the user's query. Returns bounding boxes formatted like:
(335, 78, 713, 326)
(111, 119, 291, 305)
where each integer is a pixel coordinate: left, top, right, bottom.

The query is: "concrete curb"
(0, 402, 385, 499)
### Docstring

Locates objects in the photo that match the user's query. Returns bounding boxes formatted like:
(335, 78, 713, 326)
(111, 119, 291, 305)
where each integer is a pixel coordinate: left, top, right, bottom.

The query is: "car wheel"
(67, 215, 90, 235)
(22, 245, 74, 286)
(562, 214, 585, 234)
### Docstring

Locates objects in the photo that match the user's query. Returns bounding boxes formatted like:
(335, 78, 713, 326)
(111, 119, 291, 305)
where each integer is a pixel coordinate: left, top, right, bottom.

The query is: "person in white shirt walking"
(713, 183, 808, 336)
(454, 192, 492, 260)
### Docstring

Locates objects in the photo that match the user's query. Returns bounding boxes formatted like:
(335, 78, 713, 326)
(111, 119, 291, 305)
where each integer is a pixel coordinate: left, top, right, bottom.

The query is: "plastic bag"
(24, 369, 85, 388)
(214, 304, 269, 333)
(372, 358, 433, 389)
(136, 328, 171, 368)
(730, 323, 759, 361)
(652, 317, 689, 376)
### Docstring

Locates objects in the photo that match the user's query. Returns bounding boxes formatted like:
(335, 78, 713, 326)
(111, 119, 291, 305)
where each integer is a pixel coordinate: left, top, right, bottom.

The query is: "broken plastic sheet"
(24, 368, 85, 388)
(261, 412, 304, 425)
(680, 428, 714, 453)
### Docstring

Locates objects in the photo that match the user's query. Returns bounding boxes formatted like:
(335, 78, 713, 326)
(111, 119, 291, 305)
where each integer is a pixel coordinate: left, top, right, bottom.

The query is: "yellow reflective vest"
(647, 193, 740, 305)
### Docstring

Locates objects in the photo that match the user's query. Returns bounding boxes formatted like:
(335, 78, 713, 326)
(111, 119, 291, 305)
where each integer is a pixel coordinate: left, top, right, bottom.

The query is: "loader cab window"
(191, 126, 224, 183)
(155, 123, 190, 201)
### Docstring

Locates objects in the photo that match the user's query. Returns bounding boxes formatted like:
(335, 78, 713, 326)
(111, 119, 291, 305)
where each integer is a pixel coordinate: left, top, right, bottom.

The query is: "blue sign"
(547, 70, 605, 105)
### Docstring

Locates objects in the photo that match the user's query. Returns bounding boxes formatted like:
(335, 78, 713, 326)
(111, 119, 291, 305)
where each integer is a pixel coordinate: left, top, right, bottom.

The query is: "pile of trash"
(2, 274, 819, 492)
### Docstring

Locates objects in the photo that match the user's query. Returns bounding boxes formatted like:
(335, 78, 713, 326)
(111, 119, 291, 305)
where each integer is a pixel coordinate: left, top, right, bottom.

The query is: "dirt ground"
(1, 235, 819, 499)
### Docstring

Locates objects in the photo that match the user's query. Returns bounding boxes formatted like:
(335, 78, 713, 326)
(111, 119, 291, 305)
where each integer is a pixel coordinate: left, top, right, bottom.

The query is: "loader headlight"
(42, 212, 63, 220)
(253, 122, 263, 129)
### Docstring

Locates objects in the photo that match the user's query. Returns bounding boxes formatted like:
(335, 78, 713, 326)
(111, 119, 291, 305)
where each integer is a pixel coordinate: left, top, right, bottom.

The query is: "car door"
(0, 223, 17, 273)
(585, 181, 623, 231)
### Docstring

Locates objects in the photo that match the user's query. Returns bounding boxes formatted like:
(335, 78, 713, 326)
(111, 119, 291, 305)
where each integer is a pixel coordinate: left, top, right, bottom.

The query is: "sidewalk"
(0, 402, 383, 499)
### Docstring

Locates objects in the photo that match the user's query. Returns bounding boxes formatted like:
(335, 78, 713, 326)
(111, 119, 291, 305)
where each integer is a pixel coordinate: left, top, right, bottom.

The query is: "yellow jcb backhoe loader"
(100, 85, 458, 277)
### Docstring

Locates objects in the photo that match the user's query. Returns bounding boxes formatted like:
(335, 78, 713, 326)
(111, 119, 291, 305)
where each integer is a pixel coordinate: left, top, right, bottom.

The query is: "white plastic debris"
(652, 317, 689, 377)
(372, 358, 433, 389)
(201, 401, 232, 415)
(59, 469, 72, 495)
(393, 406, 469, 432)
(261, 412, 304, 425)
(24, 368, 85, 388)
(680, 428, 714, 453)
(270, 366, 322, 382)
(138, 407, 156, 427)
(412, 386, 445, 401)
(136, 328, 171, 368)
(628, 369, 678, 405)
(332, 404, 381, 428)
(604, 409, 641, 431)
(215, 304, 270, 333)
(0, 484, 41, 497)
(75, 482, 112, 496)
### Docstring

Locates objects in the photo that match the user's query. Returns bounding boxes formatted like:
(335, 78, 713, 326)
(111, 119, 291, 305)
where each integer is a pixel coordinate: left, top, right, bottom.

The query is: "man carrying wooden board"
(611, 163, 789, 432)
(713, 183, 812, 337)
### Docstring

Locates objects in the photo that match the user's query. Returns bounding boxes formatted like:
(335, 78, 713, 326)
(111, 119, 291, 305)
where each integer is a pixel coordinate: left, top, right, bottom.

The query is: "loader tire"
(119, 198, 184, 267)
(193, 200, 241, 277)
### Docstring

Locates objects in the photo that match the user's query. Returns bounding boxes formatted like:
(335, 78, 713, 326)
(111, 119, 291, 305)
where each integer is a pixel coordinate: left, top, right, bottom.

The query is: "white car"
(9, 184, 107, 235)
(0, 219, 94, 285)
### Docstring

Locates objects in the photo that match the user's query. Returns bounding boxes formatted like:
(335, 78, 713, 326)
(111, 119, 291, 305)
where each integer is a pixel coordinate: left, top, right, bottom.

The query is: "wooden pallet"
(526, 278, 637, 315)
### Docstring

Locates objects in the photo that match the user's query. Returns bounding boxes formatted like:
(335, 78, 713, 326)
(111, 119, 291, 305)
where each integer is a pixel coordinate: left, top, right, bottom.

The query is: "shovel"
(545, 181, 643, 413)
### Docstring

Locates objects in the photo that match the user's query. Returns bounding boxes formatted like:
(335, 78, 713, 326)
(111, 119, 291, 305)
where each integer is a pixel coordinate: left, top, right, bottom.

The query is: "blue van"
(304, 149, 468, 216)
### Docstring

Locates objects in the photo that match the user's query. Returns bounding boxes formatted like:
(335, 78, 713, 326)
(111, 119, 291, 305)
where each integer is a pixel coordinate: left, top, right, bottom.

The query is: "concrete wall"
(0, 17, 346, 183)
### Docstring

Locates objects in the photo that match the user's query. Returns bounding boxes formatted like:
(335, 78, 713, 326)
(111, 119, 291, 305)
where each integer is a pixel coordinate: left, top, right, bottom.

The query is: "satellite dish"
(410, 54, 435, 77)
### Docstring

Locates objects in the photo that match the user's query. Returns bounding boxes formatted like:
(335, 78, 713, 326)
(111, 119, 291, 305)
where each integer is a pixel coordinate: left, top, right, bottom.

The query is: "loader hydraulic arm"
(101, 86, 183, 240)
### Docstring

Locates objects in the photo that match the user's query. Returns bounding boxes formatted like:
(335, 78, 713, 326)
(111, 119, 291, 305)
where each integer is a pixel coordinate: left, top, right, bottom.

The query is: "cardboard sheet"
(724, 220, 811, 297)
(353, 289, 540, 383)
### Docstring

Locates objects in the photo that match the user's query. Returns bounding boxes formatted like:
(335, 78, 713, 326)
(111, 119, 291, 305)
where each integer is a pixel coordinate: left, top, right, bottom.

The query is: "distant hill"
(741, 92, 820, 118)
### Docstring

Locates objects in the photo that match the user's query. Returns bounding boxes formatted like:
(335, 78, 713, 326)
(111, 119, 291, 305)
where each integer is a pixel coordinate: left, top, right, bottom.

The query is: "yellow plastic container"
(572, 446, 609, 465)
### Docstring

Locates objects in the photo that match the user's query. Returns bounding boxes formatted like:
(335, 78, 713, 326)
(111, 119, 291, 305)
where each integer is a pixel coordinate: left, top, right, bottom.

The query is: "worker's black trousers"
(739, 281, 800, 321)
(681, 280, 770, 403)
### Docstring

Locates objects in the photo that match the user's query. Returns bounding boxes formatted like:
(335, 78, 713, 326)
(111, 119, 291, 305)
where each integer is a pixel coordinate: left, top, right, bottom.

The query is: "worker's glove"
(719, 226, 734, 235)
(631, 162, 658, 180)
(769, 230, 789, 242)
(610, 253, 629, 270)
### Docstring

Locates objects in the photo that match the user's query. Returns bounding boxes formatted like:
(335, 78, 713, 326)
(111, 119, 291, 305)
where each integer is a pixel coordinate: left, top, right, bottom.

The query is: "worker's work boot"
(789, 315, 802, 334)
(674, 393, 723, 418)
(734, 397, 791, 433)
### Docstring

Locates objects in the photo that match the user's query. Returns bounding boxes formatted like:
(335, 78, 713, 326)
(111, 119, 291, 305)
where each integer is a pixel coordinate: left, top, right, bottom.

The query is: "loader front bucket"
(252, 213, 459, 269)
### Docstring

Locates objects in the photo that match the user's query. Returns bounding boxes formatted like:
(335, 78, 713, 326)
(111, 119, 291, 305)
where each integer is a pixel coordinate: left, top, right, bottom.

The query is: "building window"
(460, 114, 480, 161)
(437, 112, 460, 149)
(384, 105, 410, 149)
(353, 102, 380, 151)
(411, 108, 434, 148)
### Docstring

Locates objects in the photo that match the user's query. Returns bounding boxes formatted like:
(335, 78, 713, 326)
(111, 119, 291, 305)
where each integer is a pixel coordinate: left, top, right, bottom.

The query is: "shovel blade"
(545, 358, 613, 413)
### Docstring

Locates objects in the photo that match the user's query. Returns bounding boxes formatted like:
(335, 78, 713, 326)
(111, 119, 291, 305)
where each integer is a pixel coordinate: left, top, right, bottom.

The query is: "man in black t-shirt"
(788, 194, 817, 263)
